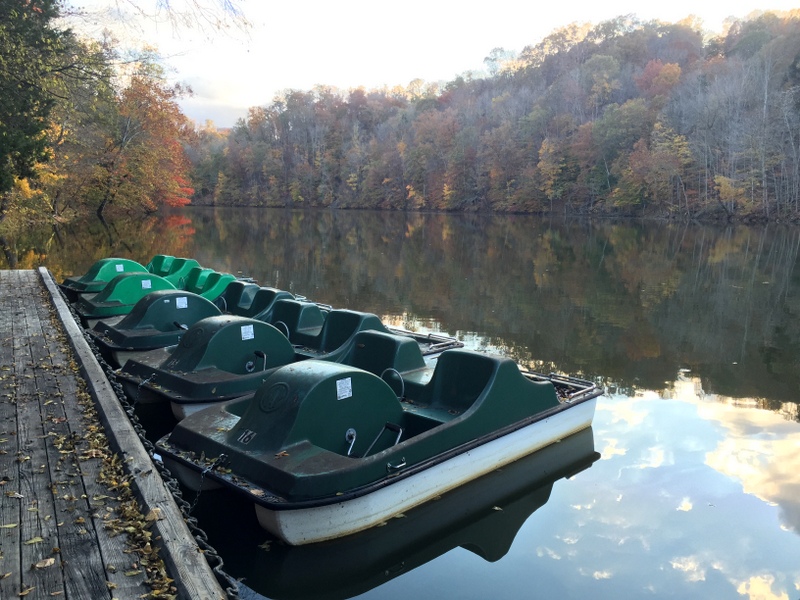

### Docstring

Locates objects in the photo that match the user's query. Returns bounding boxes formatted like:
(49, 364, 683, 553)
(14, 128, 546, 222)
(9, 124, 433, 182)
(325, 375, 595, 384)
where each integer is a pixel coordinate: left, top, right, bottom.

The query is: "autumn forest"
(3, 2, 800, 230)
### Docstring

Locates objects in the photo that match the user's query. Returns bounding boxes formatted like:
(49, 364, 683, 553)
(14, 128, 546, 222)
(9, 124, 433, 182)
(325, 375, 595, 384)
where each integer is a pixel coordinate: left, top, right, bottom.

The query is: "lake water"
(10, 207, 800, 599)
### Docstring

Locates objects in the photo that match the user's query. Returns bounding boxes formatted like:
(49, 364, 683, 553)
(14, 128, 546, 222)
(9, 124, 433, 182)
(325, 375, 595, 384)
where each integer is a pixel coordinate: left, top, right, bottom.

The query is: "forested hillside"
(191, 11, 800, 220)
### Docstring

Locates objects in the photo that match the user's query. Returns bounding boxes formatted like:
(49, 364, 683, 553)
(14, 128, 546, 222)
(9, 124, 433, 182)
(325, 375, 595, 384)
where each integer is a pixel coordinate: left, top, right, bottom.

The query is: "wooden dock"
(0, 269, 226, 600)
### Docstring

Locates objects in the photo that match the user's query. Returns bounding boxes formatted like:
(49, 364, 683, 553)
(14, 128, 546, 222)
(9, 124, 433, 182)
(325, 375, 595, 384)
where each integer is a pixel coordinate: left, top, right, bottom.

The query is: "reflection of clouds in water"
(587, 388, 800, 597)
(697, 400, 800, 535)
(635, 446, 668, 470)
(670, 555, 706, 582)
(735, 574, 790, 600)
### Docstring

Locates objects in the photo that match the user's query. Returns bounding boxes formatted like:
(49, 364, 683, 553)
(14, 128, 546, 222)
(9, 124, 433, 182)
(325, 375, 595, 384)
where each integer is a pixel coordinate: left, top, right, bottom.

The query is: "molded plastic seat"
(214, 281, 261, 314)
(243, 287, 295, 320)
(268, 300, 326, 342)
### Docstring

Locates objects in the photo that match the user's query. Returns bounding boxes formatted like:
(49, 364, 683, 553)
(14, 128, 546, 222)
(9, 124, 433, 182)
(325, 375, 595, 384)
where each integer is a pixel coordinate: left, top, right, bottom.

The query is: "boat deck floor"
(0, 269, 225, 600)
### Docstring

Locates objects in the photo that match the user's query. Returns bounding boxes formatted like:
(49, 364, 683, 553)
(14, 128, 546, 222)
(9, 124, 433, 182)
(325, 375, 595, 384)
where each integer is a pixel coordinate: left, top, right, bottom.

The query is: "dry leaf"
(19, 586, 35, 596)
(250, 489, 264, 497)
(0, 523, 18, 529)
(145, 508, 162, 522)
(124, 570, 142, 576)
(24, 537, 44, 545)
(34, 557, 56, 569)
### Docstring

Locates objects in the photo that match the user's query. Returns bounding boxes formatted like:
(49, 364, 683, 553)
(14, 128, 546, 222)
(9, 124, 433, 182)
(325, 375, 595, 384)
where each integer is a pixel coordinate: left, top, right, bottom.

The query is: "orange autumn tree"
(94, 60, 194, 217)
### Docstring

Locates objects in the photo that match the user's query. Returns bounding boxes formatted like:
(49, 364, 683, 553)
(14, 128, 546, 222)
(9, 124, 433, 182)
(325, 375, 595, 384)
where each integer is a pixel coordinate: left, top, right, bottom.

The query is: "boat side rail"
(386, 327, 464, 354)
(520, 369, 602, 402)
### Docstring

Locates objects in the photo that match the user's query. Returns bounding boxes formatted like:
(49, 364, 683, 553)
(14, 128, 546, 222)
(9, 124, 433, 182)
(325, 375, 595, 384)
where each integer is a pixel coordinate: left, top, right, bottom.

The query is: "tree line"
(3, 3, 800, 227)
(190, 10, 800, 221)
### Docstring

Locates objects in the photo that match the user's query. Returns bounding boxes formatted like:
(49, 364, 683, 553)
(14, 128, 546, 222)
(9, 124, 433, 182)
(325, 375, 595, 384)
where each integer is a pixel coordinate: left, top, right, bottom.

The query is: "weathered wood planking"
(33, 280, 143, 598)
(40, 268, 227, 600)
(14, 269, 66, 597)
(0, 270, 24, 599)
(0, 271, 161, 599)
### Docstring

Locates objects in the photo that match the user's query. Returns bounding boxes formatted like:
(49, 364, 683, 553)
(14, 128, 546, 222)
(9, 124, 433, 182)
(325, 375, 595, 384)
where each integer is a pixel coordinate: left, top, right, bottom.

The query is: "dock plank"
(14, 270, 65, 597)
(0, 271, 24, 599)
(32, 282, 134, 599)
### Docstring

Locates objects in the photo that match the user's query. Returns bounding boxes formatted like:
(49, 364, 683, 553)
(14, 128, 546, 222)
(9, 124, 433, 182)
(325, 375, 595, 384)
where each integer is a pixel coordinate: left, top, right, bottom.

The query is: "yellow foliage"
(714, 176, 746, 204)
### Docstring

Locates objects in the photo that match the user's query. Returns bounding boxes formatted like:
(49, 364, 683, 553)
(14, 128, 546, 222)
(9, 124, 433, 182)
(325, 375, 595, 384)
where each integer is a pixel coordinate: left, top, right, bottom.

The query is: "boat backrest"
(214, 280, 260, 314)
(343, 330, 426, 377)
(163, 258, 202, 287)
(423, 350, 500, 416)
(182, 267, 214, 294)
(316, 310, 389, 354)
(145, 255, 175, 277)
(244, 287, 295, 320)
(198, 272, 237, 300)
(268, 299, 325, 343)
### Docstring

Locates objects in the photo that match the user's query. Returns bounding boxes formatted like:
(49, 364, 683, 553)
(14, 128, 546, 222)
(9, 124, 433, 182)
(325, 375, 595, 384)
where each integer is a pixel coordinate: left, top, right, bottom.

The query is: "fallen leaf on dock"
(19, 586, 35, 596)
(0, 523, 18, 529)
(145, 508, 162, 522)
(34, 557, 55, 569)
(24, 537, 44, 545)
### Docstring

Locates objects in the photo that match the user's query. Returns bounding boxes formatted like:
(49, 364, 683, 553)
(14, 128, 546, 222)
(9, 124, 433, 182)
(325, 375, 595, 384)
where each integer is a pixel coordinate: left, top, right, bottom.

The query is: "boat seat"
(145, 254, 175, 277)
(343, 330, 426, 383)
(181, 267, 215, 294)
(268, 299, 325, 343)
(418, 350, 500, 416)
(243, 287, 295, 320)
(162, 258, 202, 287)
(317, 310, 389, 353)
(214, 280, 261, 314)
(197, 272, 237, 300)
(291, 309, 390, 362)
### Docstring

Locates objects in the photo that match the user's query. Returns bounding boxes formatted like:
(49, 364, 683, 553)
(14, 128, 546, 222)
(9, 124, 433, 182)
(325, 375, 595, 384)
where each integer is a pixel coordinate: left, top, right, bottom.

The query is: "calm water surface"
(7, 208, 800, 599)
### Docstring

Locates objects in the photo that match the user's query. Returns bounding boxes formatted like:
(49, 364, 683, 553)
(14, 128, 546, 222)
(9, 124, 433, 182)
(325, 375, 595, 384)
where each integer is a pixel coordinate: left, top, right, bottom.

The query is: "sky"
(74, 0, 799, 127)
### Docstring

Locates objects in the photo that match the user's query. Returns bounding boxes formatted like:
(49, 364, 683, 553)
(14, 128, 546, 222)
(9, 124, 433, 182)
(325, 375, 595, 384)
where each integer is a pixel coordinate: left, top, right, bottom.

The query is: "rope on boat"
(56, 285, 241, 600)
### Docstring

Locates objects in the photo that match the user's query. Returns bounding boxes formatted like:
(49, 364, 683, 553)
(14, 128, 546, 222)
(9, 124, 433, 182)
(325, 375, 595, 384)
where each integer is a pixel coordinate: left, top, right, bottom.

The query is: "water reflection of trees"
(8, 208, 800, 402)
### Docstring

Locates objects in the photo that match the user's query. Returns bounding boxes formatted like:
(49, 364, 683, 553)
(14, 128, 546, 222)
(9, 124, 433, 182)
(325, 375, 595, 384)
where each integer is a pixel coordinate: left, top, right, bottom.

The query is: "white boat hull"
(255, 397, 597, 545)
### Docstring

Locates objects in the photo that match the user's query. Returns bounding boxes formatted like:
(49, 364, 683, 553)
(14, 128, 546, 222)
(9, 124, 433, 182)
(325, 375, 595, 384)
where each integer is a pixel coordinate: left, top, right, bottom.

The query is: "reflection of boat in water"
(157, 348, 599, 545)
(191, 426, 599, 600)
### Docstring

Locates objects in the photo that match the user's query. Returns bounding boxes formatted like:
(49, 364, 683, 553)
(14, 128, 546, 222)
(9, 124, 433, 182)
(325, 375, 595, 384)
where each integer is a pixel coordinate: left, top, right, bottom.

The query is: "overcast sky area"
(73, 0, 799, 127)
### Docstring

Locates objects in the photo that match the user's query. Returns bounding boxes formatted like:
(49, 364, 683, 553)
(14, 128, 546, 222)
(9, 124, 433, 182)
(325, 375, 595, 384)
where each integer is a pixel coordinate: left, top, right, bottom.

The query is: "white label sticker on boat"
(141, 279, 152, 289)
(176, 296, 188, 309)
(241, 324, 255, 340)
(115, 263, 124, 272)
(336, 377, 353, 400)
